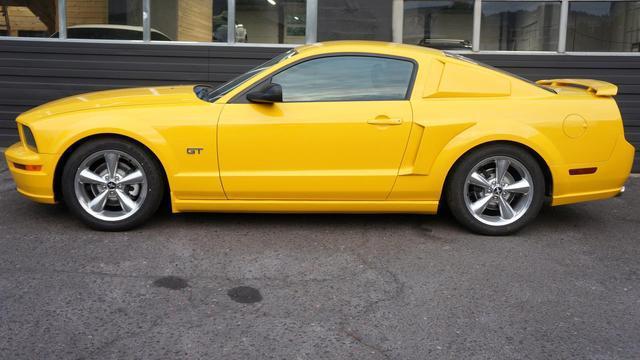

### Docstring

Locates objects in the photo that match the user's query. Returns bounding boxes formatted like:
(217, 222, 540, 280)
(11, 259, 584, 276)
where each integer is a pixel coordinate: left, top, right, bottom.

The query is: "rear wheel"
(446, 144, 545, 235)
(61, 138, 164, 231)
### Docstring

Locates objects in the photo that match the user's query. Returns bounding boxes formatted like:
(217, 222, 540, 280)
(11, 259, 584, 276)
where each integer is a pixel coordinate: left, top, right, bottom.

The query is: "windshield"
(197, 49, 297, 102)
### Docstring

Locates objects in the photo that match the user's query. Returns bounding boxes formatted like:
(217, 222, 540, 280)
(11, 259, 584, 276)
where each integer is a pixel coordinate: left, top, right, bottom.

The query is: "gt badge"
(186, 147, 203, 155)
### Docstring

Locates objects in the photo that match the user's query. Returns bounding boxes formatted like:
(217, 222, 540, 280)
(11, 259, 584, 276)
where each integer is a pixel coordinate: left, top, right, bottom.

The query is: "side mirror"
(246, 83, 283, 104)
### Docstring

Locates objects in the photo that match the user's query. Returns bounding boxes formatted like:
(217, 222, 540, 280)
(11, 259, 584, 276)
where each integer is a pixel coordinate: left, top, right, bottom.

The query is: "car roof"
(295, 40, 445, 59)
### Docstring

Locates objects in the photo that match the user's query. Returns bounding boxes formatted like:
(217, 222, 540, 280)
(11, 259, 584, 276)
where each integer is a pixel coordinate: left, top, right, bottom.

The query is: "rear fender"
(432, 122, 560, 188)
(389, 121, 561, 201)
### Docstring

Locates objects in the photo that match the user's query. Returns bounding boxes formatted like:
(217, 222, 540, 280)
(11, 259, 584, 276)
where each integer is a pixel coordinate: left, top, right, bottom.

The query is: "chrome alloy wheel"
(463, 156, 533, 227)
(73, 150, 148, 222)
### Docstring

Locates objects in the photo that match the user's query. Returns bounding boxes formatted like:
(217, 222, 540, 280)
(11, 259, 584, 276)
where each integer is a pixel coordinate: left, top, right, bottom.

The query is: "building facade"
(0, 0, 638, 171)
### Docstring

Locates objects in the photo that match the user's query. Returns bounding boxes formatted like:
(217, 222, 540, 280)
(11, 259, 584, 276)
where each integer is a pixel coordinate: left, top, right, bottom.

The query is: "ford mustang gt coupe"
(4, 41, 635, 235)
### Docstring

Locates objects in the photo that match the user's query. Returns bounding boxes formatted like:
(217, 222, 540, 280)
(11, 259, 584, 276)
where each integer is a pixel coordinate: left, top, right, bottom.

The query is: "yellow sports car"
(4, 41, 635, 235)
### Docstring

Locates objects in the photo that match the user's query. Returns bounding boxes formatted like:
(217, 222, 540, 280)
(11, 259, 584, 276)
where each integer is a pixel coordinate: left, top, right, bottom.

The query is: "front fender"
(25, 104, 226, 202)
(30, 109, 178, 188)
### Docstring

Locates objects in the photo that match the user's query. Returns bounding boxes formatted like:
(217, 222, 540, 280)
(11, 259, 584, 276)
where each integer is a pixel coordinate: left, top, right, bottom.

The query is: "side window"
(271, 56, 415, 102)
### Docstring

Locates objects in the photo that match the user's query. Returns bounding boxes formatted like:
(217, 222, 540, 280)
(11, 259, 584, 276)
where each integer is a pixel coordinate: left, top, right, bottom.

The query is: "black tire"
(61, 137, 164, 231)
(445, 144, 545, 236)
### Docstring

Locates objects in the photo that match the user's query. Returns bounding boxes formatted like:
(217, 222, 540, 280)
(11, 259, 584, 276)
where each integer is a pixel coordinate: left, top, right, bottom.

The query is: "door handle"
(367, 117, 403, 126)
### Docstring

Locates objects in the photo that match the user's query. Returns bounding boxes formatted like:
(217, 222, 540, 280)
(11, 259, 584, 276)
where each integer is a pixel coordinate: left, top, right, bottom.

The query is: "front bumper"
(4, 142, 57, 204)
(551, 137, 635, 206)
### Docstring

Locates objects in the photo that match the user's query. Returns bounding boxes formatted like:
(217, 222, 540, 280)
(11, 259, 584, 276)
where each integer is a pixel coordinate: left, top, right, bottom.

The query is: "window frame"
(0, 0, 637, 56)
(229, 53, 419, 104)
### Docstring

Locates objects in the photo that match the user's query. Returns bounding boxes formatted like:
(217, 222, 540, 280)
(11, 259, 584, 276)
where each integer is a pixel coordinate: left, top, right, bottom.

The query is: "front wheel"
(446, 144, 545, 235)
(61, 138, 164, 231)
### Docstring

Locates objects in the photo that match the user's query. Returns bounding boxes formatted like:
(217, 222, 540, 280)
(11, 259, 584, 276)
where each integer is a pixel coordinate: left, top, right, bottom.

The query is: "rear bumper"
(3, 142, 57, 204)
(551, 137, 634, 206)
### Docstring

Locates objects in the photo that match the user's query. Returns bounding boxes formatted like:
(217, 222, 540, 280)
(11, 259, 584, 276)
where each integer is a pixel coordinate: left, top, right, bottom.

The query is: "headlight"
(21, 124, 38, 152)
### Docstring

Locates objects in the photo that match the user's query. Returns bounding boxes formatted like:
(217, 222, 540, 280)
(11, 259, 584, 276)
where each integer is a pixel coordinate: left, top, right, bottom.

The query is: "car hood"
(18, 85, 200, 123)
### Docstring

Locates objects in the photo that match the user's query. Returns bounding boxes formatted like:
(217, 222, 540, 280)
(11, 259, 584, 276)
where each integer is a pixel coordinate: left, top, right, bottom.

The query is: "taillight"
(569, 167, 597, 175)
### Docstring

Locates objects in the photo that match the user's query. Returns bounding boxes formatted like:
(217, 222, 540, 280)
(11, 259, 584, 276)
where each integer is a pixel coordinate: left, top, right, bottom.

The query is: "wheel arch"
(53, 133, 171, 204)
(440, 140, 553, 204)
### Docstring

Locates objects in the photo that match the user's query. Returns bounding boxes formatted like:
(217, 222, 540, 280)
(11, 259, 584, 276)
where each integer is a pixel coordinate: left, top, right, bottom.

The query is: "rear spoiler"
(536, 79, 618, 96)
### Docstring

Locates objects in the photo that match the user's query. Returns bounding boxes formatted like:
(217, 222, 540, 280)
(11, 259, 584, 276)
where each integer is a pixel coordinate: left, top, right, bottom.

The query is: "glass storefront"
(66, 0, 143, 40)
(480, 1, 561, 51)
(237, 0, 306, 44)
(403, 0, 474, 50)
(150, 0, 228, 42)
(149, 0, 305, 43)
(0, 0, 638, 53)
(0, 1, 58, 38)
(318, 0, 392, 41)
(567, 1, 640, 52)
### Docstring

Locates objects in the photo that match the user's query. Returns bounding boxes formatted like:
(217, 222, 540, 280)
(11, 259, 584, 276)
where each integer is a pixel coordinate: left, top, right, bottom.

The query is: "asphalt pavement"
(0, 155, 639, 359)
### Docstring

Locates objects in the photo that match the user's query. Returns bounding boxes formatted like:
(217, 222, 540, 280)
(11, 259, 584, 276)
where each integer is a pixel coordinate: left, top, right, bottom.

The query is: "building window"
(480, 1, 561, 51)
(150, 0, 228, 42)
(0, 1, 58, 38)
(403, 0, 474, 50)
(212, 0, 231, 42)
(236, 0, 306, 44)
(1, 0, 640, 54)
(567, 1, 640, 52)
(317, 0, 392, 41)
(65, 0, 143, 40)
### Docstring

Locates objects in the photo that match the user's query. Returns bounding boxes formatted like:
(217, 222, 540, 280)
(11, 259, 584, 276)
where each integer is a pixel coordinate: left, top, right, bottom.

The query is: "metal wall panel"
(0, 39, 637, 172)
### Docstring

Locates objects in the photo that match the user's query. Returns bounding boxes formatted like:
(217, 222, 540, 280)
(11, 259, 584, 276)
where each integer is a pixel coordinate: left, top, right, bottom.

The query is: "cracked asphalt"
(1, 156, 639, 359)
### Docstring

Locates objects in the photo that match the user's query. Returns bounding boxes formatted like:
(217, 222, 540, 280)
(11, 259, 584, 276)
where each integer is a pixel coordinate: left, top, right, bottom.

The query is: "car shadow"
(15, 194, 605, 239)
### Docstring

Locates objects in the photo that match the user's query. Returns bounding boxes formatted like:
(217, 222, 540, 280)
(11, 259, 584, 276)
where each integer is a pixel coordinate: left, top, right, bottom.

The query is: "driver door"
(217, 55, 416, 200)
